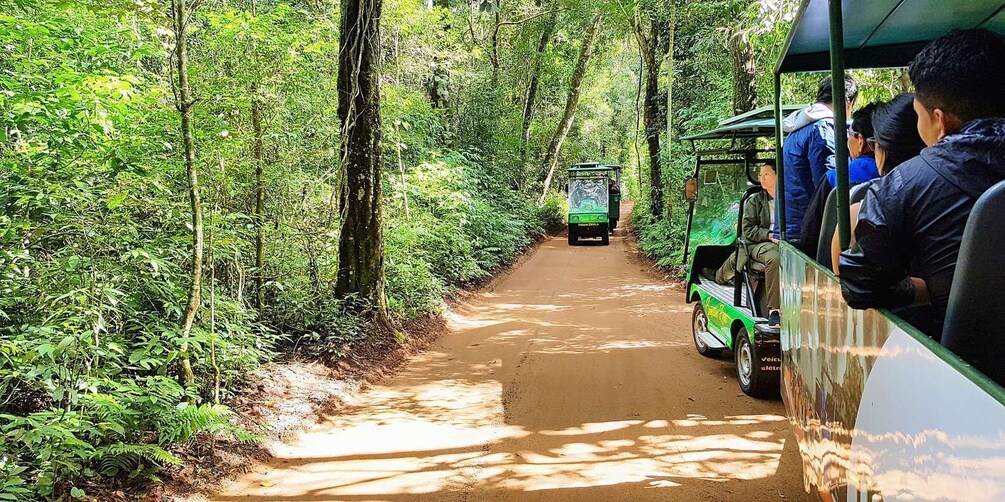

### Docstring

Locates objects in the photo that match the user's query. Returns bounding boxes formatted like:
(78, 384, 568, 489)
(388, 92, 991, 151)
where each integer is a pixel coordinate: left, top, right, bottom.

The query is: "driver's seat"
(735, 186, 768, 317)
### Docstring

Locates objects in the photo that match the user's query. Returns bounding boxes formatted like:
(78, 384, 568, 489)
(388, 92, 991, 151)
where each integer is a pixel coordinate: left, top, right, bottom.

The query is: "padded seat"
(816, 180, 876, 267)
(942, 179, 1005, 387)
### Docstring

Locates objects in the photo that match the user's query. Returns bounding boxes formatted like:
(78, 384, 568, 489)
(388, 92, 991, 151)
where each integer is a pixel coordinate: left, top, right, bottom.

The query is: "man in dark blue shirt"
(779, 76, 858, 249)
(799, 103, 881, 258)
(840, 30, 1005, 337)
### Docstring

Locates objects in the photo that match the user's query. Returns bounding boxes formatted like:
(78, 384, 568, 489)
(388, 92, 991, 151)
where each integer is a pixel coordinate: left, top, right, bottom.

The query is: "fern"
(90, 443, 181, 479)
(158, 403, 260, 445)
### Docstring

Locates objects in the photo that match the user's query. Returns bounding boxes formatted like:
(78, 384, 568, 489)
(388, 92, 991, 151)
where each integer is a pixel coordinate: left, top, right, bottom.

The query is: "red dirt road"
(212, 215, 804, 501)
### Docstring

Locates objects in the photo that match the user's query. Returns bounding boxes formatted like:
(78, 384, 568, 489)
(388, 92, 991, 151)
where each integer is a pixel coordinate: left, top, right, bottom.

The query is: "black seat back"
(816, 188, 838, 266)
(942, 179, 1005, 387)
(850, 180, 873, 205)
(816, 181, 875, 268)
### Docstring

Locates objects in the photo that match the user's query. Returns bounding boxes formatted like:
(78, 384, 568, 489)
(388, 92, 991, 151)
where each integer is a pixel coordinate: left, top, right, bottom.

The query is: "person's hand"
(769, 236, 779, 244)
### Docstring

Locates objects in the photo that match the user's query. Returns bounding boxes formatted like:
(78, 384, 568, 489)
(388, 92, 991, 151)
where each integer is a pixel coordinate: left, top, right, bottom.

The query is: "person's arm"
(742, 195, 771, 243)
(839, 187, 915, 310)
(808, 123, 834, 185)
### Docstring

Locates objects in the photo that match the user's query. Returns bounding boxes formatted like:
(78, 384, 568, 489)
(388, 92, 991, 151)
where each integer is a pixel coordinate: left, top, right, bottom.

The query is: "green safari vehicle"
(680, 105, 798, 398)
(566, 163, 622, 245)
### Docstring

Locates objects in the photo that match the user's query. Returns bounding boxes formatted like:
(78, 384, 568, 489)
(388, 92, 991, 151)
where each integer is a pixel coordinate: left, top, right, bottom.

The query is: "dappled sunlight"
(214, 227, 802, 501)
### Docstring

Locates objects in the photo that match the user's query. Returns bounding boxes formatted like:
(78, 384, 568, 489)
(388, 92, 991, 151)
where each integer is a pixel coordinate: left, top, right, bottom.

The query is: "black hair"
(815, 76, 859, 105)
(871, 94, 927, 173)
(909, 29, 1005, 121)
(761, 160, 776, 172)
(850, 102, 879, 138)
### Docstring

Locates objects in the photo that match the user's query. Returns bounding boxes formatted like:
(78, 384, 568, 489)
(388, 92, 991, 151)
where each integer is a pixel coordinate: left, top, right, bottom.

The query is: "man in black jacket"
(839, 29, 1005, 338)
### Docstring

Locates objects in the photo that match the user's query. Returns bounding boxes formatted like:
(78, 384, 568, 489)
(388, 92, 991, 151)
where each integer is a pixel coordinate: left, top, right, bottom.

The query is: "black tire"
(568, 230, 577, 246)
(735, 329, 777, 398)
(601, 223, 610, 245)
(692, 302, 723, 358)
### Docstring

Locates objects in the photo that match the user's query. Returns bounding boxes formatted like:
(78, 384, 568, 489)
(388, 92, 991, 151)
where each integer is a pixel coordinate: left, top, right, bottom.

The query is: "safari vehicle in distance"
(681, 105, 799, 398)
(774, 1, 1005, 500)
(566, 163, 622, 245)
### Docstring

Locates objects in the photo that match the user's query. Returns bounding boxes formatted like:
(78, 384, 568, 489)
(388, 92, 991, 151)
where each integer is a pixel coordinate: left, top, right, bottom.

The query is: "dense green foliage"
(630, 0, 913, 273)
(0, 0, 915, 497)
(0, 0, 593, 497)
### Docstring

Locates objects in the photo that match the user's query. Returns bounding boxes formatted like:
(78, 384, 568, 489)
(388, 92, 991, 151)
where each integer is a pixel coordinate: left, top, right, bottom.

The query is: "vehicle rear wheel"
(568, 230, 577, 246)
(692, 302, 723, 358)
(601, 223, 610, 245)
(735, 329, 776, 398)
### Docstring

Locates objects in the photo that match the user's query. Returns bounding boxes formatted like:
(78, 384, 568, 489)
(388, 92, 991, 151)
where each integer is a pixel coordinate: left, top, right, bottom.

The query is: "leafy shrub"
(631, 203, 687, 273)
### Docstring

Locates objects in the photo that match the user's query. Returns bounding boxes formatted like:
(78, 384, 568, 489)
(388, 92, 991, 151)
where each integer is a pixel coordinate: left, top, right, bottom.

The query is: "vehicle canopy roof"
(680, 105, 803, 142)
(777, 0, 1005, 74)
(567, 162, 622, 172)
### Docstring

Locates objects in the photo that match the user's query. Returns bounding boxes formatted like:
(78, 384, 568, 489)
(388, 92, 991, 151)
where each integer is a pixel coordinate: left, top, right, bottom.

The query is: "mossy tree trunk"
(171, 0, 201, 387)
(334, 0, 393, 331)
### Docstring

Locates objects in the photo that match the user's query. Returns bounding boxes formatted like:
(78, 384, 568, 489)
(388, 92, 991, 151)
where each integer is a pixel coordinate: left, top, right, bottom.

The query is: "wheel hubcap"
(739, 342, 753, 386)
(694, 311, 708, 348)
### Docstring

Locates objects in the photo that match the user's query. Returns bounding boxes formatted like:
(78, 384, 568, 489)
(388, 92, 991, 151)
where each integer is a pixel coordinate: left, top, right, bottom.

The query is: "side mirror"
(684, 177, 698, 203)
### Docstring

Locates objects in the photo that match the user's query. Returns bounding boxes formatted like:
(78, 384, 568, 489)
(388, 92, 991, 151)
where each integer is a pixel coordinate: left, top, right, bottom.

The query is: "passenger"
(831, 94, 927, 274)
(702, 163, 781, 328)
(839, 29, 1005, 339)
(800, 102, 881, 257)
(779, 76, 859, 251)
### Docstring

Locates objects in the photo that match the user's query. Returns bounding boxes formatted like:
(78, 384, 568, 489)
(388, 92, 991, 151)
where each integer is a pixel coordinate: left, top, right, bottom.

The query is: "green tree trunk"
(252, 88, 265, 313)
(171, 0, 200, 387)
(334, 0, 393, 329)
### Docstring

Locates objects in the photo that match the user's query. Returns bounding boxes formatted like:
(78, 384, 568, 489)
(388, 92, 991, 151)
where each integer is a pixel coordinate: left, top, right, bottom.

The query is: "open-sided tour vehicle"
(681, 105, 800, 398)
(566, 163, 622, 245)
(774, 1, 1005, 499)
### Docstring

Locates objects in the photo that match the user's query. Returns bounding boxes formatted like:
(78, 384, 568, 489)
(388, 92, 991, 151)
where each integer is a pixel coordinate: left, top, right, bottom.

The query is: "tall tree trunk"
(538, 14, 603, 204)
(664, 11, 675, 221)
(490, 11, 500, 85)
(335, 0, 392, 329)
(252, 88, 265, 312)
(172, 0, 200, 387)
(635, 15, 669, 218)
(520, 6, 557, 167)
(729, 30, 756, 116)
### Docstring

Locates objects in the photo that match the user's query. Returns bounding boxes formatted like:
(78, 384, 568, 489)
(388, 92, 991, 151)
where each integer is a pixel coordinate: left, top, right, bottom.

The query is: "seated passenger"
(779, 76, 858, 252)
(831, 94, 927, 273)
(702, 163, 781, 327)
(800, 102, 881, 255)
(839, 29, 1005, 337)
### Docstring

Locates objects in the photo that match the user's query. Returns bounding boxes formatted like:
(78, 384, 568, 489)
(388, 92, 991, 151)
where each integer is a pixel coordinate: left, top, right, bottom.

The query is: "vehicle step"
(696, 330, 727, 350)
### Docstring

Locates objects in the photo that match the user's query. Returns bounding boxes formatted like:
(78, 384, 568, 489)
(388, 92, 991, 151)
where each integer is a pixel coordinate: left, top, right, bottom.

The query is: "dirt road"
(213, 212, 804, 501)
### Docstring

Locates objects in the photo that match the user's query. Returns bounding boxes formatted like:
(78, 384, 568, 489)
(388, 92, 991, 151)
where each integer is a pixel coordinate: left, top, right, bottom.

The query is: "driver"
(702, 162, 781, 328)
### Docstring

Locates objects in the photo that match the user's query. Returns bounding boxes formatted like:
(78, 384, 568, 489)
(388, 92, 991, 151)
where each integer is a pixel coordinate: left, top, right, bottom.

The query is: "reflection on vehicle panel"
(780, 244, 1005, 501)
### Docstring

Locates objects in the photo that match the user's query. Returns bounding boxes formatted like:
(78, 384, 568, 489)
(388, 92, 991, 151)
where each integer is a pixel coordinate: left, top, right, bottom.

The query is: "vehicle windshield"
(568, 177, 609, 213)
(688, 164, 747, 248)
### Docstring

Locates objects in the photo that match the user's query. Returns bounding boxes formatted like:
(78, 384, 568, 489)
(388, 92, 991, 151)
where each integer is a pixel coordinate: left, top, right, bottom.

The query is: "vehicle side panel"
(691, 283, 755, 350)
(780, 242, 1005, 501)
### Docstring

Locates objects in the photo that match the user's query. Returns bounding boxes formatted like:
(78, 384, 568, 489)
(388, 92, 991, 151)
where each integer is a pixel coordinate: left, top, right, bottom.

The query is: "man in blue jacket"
(780, 76, 858, 249)
(840, 29, 1005, 340)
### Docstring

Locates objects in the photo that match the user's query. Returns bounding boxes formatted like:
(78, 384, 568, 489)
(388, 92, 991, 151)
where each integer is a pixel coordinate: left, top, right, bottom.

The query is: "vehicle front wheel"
(601, 223, 610, 245)
(735, 329, 776, 398)
(692, 302, 723, 358)
(568, 231, 577, 246)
